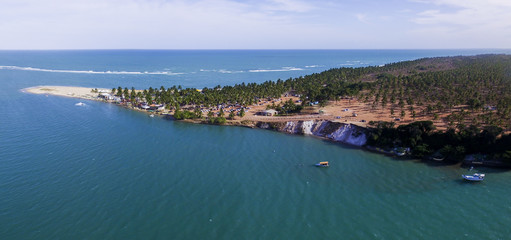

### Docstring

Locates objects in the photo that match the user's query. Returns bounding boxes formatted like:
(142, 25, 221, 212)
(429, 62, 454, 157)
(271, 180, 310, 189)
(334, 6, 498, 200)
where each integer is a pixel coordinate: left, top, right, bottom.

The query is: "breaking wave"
(199, 69, 244, 74)
(199, 67, 304, 74)
(0, 65, 184, 75)
(248, 67, 304, 73)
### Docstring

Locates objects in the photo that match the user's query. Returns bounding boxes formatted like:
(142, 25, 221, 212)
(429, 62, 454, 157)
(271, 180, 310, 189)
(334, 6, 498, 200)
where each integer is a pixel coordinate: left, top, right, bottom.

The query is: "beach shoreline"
(22, 85, 366, 124)
(23, 85, 511, 168)
(22, 85, 372, 145)
(22, 85, 398, 127)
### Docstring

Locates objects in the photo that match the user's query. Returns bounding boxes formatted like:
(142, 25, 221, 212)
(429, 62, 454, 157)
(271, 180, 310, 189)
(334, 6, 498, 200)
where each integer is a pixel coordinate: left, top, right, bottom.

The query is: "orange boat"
(315, 161, 329, 167)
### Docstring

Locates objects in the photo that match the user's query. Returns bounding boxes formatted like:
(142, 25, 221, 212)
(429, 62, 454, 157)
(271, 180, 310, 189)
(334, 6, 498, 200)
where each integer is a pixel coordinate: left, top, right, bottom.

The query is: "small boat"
(394, 147, 407, 157)
(462, 173, 485, 182)
(75, 102, 85, 106)
(149, 114, 155, 117)
(315, 161, 329, 167)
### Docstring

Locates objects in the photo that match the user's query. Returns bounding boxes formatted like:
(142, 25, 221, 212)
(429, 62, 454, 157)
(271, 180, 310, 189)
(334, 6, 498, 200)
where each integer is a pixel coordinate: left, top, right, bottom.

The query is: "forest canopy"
(113, 54, 511, 162)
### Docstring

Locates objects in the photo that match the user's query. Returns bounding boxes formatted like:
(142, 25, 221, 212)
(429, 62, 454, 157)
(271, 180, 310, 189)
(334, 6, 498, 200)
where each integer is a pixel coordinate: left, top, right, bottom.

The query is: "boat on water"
(75, 102, 85, 106)
(315, 161, 329, 167)
(149, 114, 155, 117)
(462, 173, 485, 182)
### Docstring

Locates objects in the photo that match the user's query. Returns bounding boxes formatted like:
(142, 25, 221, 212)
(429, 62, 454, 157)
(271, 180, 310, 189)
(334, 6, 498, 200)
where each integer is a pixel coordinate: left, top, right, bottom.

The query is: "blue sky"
(1, 0, 510, 49)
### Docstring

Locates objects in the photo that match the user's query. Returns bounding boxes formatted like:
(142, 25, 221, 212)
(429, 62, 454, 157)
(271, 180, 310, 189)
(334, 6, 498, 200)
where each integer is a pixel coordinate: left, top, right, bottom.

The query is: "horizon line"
(1, 48, 510, 51)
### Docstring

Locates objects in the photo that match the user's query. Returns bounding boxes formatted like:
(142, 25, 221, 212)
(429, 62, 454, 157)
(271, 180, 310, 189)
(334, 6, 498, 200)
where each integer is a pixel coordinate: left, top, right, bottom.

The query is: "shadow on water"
(462, 167, 511, 174)
(421, 159, 461, 167)
(454, 179, 486, 185)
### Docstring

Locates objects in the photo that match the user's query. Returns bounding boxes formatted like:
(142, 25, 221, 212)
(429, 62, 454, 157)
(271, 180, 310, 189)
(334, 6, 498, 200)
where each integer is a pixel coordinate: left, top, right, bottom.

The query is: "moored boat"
(315, 161, 329, 167)
(462, 173, 485, 181)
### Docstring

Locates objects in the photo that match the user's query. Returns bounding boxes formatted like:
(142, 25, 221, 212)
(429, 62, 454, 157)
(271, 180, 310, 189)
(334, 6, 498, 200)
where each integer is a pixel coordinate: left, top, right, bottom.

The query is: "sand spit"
(23, 86, 110, 100)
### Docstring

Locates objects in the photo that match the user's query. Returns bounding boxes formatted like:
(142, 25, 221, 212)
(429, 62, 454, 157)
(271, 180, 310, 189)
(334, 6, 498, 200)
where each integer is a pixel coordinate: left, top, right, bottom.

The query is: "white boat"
(462, 173, 485, 181)
(75, 102, 85, 106)
(396, 152, 406, 157)
(149, 114, 155, 117)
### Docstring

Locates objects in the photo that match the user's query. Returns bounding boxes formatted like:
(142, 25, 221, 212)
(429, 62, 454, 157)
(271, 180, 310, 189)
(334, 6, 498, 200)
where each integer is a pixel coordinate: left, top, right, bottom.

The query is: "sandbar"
(23, 86, 110, 100)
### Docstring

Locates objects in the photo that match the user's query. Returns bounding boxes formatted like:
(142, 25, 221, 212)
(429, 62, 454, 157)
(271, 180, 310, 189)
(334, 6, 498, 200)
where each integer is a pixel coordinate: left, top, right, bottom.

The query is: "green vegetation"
(266, 99, 303, 115)
(173, 109, 200, 120)
(208, 116, 227, 125)
(115, 55, 511, 128)
(367, 120, 511, 163)
(112, 54, 511, 162)
(173, 108, 227, 125)
(113, 82, 287, 110)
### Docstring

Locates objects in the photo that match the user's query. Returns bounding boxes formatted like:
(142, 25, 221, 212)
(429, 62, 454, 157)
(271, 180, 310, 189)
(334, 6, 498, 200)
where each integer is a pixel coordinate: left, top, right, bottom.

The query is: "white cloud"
(412, 0, 511, 29)
(0, 0, 509, 49)
(0, 0, 321, 49)
(409, 0, 511, 48)
(261, 0, 316, 13)
(355, 13, 368, 23)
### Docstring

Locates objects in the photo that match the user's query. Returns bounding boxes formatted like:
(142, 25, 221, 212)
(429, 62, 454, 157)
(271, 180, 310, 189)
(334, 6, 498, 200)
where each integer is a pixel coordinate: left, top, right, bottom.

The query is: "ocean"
(1, 49, 511, 239)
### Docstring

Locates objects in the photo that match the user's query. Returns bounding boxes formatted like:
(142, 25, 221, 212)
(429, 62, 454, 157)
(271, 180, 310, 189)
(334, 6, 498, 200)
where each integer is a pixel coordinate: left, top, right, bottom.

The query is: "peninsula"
(25, 54, 511, 167)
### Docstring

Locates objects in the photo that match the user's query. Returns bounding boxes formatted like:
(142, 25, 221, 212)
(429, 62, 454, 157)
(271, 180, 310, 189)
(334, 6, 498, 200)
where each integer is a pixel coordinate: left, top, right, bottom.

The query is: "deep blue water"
(1, 50, 511, 239)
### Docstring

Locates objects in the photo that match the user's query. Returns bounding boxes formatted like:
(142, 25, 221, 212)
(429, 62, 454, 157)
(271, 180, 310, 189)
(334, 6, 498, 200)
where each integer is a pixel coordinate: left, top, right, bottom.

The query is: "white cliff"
(257, 120, 368, 147)
(300, 120, 314, 135)
(325, 123, 367, 146)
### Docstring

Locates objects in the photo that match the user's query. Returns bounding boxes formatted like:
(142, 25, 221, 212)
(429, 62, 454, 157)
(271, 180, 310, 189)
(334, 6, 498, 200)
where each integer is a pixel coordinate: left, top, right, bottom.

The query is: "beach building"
(99, 92, 114, 100)
(149, 104, 165, 111)
(260, 109, 278, 116)
(98, 93, 121, 102)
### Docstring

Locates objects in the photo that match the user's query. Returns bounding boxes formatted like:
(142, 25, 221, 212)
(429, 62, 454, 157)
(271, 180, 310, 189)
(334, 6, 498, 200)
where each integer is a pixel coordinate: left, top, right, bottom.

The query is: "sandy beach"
(23, 86, 110, 100)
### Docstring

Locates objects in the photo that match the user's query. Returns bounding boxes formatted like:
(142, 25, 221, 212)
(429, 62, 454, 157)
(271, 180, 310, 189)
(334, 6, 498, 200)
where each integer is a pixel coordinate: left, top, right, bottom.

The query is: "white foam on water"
(248, 67, 304, 73)
(0, 65, 184, 75)
(200, 69, 243, 74)
(218, 69, 244, 74)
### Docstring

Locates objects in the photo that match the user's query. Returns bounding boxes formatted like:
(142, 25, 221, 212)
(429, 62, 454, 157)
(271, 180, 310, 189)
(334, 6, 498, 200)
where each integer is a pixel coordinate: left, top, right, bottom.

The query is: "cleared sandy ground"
(242, 96, 453, 130)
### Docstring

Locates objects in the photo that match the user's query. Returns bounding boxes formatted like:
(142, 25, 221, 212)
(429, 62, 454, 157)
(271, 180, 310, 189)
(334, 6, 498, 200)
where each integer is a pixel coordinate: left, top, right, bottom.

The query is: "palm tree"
(194, 108, 203, 119)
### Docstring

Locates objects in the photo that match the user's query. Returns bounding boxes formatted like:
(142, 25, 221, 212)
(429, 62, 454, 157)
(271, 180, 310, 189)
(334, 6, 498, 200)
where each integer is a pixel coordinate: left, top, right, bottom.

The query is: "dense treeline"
(367, 121, 511, 163)
(113, 80, 288, 110)
(112, 54, 511, 160)
(114, 55, 511, 128)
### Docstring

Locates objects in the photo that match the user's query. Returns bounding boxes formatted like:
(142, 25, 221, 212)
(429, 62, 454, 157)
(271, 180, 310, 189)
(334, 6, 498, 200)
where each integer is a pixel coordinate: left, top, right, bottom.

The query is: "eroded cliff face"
(256, 120, 368, 146)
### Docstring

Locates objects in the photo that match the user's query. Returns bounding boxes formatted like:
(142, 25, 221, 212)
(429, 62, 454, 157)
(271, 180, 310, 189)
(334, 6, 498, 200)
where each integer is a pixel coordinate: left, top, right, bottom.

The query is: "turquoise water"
(2, 50, 511, 239)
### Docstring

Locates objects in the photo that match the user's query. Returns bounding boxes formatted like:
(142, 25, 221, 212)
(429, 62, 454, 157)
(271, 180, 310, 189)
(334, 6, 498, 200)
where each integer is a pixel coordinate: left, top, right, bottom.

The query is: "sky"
(1, 0, 510, 49)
